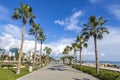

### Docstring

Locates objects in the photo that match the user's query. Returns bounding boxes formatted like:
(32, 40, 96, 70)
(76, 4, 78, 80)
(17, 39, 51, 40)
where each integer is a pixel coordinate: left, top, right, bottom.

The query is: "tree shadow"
(57, 68, 67, 71)
(51, 65, 64, 68)
(83, 78, 90, 80)
(47, 67, 67, 71)
(47, 68, 56, 70)
(72, 78, 90, 80)
(72, 78, 81, 80)
(8, 67, 16, 73)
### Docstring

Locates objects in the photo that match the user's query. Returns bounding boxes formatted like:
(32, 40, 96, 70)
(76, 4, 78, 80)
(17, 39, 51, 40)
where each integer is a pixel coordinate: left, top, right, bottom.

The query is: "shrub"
(73, 65, 120, 80)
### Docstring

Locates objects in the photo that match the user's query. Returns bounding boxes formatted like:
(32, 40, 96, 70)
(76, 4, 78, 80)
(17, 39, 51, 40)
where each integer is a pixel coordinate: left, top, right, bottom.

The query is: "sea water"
(83, 61, 120, 67)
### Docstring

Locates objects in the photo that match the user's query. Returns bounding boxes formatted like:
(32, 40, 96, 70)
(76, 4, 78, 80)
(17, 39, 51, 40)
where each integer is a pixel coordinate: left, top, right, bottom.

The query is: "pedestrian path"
(17, 63, 99, 80)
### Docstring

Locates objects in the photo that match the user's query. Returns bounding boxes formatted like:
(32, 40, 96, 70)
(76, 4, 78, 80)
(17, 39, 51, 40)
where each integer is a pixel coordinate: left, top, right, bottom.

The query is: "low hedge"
(73, 65, 120, 80)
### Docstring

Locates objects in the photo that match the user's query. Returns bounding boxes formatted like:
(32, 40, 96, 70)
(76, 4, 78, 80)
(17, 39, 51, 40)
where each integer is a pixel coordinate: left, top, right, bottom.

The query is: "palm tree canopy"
(66, 46, 72, 52)
(29, 15, 36, 25)
(67, 55, 74, 59)
(12, 3, 35, 24)
(44, 46, 52, 55)
(62, 48, 68, 55)
(38, 28, 46, 43)
(29, 23, 40, 36)
(72, 43, 78, 50)
(76, 35, 88, 49)
(62, 45, 72, 55)
(82, 16, 109, 40)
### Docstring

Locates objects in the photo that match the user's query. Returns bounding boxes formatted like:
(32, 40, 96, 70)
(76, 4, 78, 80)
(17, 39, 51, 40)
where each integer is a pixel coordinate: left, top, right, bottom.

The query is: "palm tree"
(61, 56, 65, 64)
(76, 35, 87, 69)
(82, 16, 109, 74)
(67, 55, 74, 66)
(41, 54, 46, 65)
(72, 43, 78, 67)
(29, 23, 40, 69)
(43, 47, 52, 64)
(66, 46, 72, 53)
(38, 28, 46, 66)
(62, 45, 72, 64)
(62, 48, 68, 64)
(12, 3, 35, 74)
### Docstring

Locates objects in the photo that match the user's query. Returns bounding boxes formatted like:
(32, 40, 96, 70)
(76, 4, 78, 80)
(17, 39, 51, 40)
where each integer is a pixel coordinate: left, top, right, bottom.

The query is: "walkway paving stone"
(17, 63, 99, 80)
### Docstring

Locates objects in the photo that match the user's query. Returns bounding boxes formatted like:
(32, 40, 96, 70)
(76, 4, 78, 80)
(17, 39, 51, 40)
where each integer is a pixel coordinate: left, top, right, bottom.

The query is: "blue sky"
(0, 0, 120, 61)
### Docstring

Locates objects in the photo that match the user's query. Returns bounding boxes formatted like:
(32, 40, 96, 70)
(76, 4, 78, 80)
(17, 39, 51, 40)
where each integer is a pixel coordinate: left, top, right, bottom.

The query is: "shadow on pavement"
(72, 78, 81, 80)
(47, 64, 67, 71)
(73, 78, 90, 80)
(47, 68, 56, 70)
(47, 67, 67, 71)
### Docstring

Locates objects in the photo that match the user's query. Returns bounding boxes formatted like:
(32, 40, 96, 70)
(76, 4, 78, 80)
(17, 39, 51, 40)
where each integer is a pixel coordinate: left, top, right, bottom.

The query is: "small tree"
(43, 47, 52, 64)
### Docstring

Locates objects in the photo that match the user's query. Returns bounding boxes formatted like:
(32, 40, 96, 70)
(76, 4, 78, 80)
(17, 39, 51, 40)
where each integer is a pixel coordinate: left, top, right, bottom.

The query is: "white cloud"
(108, 4, 120, 20)
(0, 24, 120, 61)
(55, 10, 82, 32)
(0, 24, 74, 58)
(0, 34, 20, 50)
(0, 24, 32, 39)
(54, 20, 64, 26)
(47, 38, 74, 57)
(100, 53, 105, 57)
(0, 24, 21, 39)
(89, 0, 102, 4)
(0, 24, 33, 52)
(82, 49, 94, 56)
(0, 5, 8, 13)
(0, 5, 9, 20)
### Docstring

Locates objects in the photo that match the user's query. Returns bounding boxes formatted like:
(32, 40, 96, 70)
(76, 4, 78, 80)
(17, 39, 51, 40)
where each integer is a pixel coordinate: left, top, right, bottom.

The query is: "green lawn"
(0, 67, 30, 80)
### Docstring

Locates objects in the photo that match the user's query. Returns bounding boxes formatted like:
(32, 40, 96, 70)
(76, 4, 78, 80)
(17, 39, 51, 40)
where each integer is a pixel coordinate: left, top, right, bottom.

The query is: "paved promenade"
(17, 63, 99, 80)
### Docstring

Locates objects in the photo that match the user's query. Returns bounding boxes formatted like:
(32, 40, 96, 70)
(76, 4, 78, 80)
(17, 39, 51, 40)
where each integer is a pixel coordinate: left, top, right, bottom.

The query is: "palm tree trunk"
(39, 42, 42, 66)
(70, 58, 72, 66)
(80, 48, 82, 69)
(16, 25, 25, 74)
(63, 57, 65, 64)
(33, 36, 37, 69)
(74, 49, 76, 67)
(94, 35, 99, 74)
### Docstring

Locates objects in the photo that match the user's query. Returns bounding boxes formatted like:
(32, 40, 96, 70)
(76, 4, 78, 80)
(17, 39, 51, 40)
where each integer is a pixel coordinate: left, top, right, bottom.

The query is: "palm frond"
(97, 32, 103, 40)
(11, 13, 21, 20)
(14, 8, 21, 14)
(101, 20, 108, 26)
(83, 43, 88, 48)
(101, 27, 109, 34)
(29, 18, 34, 25)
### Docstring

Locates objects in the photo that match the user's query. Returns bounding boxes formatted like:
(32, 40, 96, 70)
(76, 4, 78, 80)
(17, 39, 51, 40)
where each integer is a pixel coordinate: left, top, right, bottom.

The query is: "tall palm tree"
(38, 28, 46, 66)
(76, 35, 87, 69)
(43, 46, 52, 64)
(12, 3, 35, 74)
(72, 43, 78, 67)
(29, 23, 39, 69)
(82, 16, 109, 74)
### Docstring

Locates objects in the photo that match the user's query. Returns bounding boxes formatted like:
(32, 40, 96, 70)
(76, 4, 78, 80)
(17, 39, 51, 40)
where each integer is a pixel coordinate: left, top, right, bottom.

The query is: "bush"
(73, 65, 120, 80)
